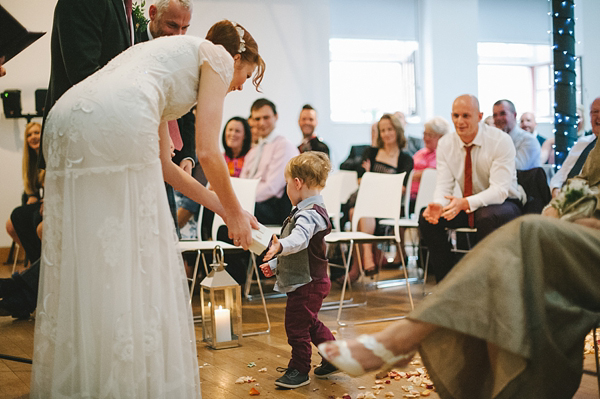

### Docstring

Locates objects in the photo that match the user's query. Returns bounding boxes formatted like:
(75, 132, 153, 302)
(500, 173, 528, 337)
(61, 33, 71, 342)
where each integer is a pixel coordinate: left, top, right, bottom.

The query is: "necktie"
(248, 139, 266, 178)
(124, 0, 133, 45)
(283, 207, 298, 229)
(168, 120, 183, 151)
(124, 0, 132, 26)
(567, 137, 597, 179)
(464, 145, 475, 228)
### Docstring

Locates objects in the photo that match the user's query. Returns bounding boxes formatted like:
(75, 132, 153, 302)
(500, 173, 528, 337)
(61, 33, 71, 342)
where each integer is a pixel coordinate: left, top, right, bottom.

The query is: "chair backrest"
(320, 171, 346, 231)
(338, 170, 359, 204)
(402, 169, 415, 219)
(352, 172, 406, 241)
(412, 168, 437, 218)
(211, 178, 260, 240)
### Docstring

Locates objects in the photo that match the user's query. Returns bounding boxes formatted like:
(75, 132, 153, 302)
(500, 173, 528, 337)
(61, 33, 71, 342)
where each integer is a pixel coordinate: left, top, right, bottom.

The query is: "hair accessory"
(233, 22, 246, 53)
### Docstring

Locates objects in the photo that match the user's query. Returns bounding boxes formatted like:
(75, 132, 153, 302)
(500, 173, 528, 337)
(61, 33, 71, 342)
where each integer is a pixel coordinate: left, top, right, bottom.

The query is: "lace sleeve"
(198, 40, 234, 88)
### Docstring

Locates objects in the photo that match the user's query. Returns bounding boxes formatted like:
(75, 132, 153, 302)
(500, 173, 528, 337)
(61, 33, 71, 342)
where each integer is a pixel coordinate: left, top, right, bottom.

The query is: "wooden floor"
(1, 263, 599, 399)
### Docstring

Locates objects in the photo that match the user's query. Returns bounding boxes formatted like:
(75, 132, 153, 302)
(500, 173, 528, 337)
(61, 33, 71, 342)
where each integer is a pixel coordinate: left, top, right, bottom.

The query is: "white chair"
(338, 170, 359, 205)
(320, 171, 348, 232)
(379, 168, 437, 289)
(325, 172, 414, 326)
(211, 178, 260, 240)
(178, 178, 271, 337)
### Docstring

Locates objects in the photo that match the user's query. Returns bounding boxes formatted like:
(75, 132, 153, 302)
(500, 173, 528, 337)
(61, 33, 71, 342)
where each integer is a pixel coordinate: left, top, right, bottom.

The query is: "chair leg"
(189, 250, 201, 305)
(399, 248, 414, 310)
(12, 243, 20, 274)
(336, 240, 356, 326)
(594, 328, 600, 395)
(242, 254, 271, 337)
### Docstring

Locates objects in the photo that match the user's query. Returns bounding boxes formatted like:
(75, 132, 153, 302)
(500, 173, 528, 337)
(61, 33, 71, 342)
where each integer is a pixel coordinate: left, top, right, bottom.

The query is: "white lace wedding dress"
(31, 35, 233, 398)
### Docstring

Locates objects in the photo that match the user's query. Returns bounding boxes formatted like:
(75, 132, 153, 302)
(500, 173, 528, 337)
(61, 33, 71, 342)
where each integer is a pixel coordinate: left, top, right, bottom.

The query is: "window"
(478, 42, 554, 120)
(329, 38, 418, 124)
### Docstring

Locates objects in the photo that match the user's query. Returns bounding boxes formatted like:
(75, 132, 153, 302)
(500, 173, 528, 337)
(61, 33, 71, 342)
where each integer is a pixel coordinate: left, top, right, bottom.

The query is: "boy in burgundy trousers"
(260, 151, 338, 388)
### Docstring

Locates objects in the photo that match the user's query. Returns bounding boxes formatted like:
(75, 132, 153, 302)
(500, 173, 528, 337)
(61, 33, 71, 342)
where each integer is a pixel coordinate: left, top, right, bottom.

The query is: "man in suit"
(297, 104, 330, 157)
(43, 0, 134, 143)
(140, 0, 195, 235)
(1, 0, 134, 319)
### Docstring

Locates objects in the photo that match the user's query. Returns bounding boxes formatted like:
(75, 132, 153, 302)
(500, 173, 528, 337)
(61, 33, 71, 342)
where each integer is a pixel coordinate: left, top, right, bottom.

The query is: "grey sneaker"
(274, 367, 310, 389)
(314, 358, 339, 379)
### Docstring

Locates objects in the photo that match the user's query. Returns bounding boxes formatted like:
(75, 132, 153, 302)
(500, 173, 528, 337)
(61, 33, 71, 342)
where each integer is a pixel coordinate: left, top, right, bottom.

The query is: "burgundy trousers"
(284, 278, 336, 374)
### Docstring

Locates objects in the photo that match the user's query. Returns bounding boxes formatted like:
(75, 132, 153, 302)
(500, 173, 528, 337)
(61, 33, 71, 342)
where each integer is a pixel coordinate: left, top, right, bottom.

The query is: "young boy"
(260, 151, 338, 388)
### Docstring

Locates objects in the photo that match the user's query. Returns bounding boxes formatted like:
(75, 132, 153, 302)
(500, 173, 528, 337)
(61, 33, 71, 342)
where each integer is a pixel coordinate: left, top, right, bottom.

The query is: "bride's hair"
(205, 20, 265, 90)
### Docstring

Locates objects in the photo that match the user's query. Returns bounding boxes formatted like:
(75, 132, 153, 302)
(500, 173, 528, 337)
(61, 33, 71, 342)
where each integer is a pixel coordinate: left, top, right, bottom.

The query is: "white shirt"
(240, 132, 299, 202)
(508, 125, 541, 170)
(433, 122, 522, 212)
(549, 134, 597, 190)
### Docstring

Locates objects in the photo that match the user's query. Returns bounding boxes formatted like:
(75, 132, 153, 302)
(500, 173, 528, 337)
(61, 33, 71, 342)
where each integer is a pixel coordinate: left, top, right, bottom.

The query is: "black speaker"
(1, 90, 22, 118)
(35, 89, 47, 116)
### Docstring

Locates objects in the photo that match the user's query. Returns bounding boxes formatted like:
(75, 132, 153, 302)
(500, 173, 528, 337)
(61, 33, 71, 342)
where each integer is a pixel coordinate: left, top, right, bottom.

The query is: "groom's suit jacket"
(41, 0, 133, 168)
(139, 29, 197, 167)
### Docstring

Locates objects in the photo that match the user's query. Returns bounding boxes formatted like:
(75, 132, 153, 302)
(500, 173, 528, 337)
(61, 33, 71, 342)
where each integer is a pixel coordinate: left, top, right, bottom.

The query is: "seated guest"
(321, 136, 600, 397)
(297, 104, 330, 157)
(493, 99, 541, 170)
(343, 113, 413, 283)
(549, 97, 599, 197)
(519, 111, 545, 146)
(319, 215, 600, 398)
(177, 116, 251, 233)
(419, 94, 524, 282)
(409, 116, 452, 212)
(223, 116, 253, 177)
(483, 115, 494, 126)
(6, 122, 45, 264)
(240, 98, 299, 225)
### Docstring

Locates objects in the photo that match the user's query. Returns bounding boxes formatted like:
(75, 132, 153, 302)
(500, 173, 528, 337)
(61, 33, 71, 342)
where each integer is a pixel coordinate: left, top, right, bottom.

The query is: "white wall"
(1, 0, 598, 247)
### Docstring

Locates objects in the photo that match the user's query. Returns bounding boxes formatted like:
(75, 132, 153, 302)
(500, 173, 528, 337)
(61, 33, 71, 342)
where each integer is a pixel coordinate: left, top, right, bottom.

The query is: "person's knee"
(36, 221, 43, 239)
(6, 219, 18, 242)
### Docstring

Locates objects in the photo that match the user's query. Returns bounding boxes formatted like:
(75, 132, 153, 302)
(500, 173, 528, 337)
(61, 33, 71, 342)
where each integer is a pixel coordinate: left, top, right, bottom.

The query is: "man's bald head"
(451, 94, 483, 144)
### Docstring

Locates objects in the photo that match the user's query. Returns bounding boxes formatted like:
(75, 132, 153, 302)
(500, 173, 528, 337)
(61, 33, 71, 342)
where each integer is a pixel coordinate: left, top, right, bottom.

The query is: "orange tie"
(464, 145, 474, 228)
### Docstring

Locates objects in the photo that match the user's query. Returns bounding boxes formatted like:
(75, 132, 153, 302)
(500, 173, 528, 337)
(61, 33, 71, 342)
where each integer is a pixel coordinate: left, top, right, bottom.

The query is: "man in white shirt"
(493, 99, 541, 170)
(240, 98, 299, 224)
(550, 97, 600, 197)
(419, 94, 524, 282)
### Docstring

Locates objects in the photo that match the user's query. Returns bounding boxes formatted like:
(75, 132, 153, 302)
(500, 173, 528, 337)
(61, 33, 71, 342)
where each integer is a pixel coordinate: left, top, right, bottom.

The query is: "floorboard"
(0, 264, 598, 398)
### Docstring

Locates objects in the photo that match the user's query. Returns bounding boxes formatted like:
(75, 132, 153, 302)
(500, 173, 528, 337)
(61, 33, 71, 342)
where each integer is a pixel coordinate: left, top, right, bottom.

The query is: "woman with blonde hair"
(5, 122, 45, 263)
(342, 114, 413, 283)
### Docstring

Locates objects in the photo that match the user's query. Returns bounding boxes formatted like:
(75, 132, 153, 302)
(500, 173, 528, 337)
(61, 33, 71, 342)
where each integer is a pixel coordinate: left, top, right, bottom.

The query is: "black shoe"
(274, 367, 310, 389)
(314, 358, 339, 379)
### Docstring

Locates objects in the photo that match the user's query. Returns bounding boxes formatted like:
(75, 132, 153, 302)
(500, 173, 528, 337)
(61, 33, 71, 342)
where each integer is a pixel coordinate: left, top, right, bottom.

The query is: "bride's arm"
(194, 63, 257, 247)
(159, 121, 225, 217)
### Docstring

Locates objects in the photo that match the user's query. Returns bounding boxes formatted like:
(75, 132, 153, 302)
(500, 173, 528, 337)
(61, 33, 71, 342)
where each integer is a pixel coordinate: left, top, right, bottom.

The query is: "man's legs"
(419, 211, 469, 282)
(474, 200, 522, 241)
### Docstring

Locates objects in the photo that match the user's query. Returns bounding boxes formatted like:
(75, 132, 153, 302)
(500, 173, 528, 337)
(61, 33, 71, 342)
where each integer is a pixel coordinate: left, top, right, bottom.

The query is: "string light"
(551, 0, 578, 170)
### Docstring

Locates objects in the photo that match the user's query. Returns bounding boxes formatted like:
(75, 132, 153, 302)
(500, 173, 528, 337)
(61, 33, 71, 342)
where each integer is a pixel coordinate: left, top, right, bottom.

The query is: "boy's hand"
(262, 234, 281, 261)
(260, 263, 274, 277)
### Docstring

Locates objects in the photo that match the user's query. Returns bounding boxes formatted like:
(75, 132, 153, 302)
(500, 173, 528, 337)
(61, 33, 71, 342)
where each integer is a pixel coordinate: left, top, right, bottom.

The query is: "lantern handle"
(213, 245, 225, 266)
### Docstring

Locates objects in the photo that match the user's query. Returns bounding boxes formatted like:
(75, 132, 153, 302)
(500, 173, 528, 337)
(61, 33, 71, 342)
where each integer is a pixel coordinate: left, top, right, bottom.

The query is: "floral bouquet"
(550, 178, 599, 222)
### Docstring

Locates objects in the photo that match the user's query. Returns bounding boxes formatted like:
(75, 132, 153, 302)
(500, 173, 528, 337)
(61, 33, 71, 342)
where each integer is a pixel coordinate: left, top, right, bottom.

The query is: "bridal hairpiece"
(233, 22, 246, 53)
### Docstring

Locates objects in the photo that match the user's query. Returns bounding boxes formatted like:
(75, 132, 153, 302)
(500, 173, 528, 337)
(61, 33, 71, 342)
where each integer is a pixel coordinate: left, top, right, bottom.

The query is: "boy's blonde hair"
(285, 151, 331, 189)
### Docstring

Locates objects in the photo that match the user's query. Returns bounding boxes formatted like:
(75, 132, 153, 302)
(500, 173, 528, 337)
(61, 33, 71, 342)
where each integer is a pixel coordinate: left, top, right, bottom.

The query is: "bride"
(31, 20, 263, 398)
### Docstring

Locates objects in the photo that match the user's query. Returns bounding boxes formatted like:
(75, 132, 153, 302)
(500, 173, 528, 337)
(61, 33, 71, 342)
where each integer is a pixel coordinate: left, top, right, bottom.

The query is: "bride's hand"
(226, 210, 258, 249)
